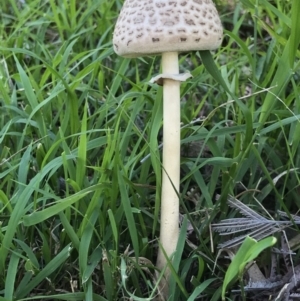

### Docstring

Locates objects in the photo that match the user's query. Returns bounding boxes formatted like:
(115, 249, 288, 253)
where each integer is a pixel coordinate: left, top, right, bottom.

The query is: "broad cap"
(113, 0, 223, 58)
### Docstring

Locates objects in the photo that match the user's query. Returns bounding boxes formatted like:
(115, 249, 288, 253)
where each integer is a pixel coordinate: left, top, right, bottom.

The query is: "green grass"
(0, 0, 299, 300)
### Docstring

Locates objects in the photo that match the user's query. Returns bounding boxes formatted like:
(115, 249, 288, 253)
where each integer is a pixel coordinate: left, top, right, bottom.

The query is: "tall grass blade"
(289, 0, 300, 67)
(23, 184, 104, 226)
(118, 172, 140, 257)
(16, 244, 72, 299)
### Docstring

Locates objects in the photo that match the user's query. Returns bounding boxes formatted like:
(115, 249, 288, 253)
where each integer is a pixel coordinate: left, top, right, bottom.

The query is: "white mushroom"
(113, 0, 223, 297)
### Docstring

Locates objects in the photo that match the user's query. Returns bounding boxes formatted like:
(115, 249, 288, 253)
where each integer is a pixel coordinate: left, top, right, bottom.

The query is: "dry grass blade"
(213, 218, 266, 234)
(278, 211, 300, 224)
(212, 195, 292, 249)
(216, 194, 266, 220)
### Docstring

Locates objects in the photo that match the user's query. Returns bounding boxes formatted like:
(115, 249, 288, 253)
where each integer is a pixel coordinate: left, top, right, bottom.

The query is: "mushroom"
(113, 0, 223, 297)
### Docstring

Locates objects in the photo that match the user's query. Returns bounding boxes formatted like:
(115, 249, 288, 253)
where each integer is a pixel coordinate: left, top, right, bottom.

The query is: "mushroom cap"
(113, 0, 223, 58)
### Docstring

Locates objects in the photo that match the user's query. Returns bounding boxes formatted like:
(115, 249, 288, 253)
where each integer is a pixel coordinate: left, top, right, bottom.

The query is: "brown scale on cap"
(113, 0, 223, 57)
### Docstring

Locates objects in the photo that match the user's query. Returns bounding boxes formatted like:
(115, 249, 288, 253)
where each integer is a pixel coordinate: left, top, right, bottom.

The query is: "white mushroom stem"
(156, 51, 180, 287)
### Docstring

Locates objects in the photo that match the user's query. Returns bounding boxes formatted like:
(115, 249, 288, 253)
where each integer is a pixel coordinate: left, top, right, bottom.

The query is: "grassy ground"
(0, 0, 299, 300)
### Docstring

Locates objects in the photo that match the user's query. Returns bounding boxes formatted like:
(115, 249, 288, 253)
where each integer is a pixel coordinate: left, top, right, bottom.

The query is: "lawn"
(0, 0, 300, 300)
